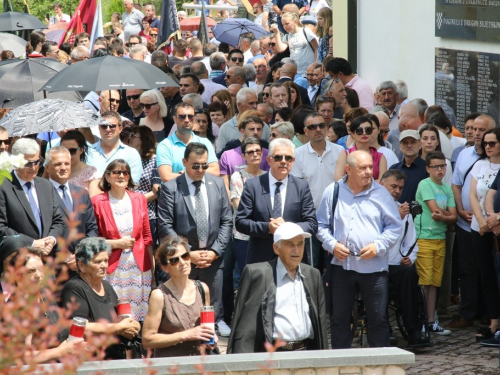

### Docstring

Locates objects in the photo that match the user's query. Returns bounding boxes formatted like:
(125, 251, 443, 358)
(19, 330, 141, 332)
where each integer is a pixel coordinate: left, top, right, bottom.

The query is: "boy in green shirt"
(415, 151, 457, 335)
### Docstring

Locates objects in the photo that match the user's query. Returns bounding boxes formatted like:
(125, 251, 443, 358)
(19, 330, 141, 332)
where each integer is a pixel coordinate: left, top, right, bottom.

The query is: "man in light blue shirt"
(156, 102, 219, 182)
(316, 150, 402, 349)
(89, 111, 143, 183)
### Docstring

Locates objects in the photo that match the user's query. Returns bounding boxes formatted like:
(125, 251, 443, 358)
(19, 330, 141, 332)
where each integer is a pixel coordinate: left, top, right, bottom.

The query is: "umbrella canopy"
(0, 99, 105, 137)
(43, 23, 68, 43)
(0, 32, 26, 57)
(180, 17, 217, 32)
(0, 58, 82, 109)
(41, 55, 180, 93)
(212, 18, 267, 47)
(0, 12, 47, 32)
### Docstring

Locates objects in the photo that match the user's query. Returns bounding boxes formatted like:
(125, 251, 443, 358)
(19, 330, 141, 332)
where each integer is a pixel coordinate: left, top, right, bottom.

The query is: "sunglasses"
(354, 127, 373, 135)
(226, 75, 233, 79)
(140, 102, 158, 110)
(150, 33, 158, 37)
(245, 149, 262, 155)
(177, 114, 195, 120)
(100, 124, 118, 130)
(191, 163, 209, 170)
(0, 139, 11, 146)
(166, 251, 190, 265)
(317, 96, 335, 103)
(483, 141, 499, 148)
(306, 123, 326, 131)
(231, 57, 244, 62)
(126, 94, 141, 101)
(67, 147, 81, 155)
(110, 170, 130, 176)
(262, 92, 270, 97)
(269, 42, 276, 47)
(109, 98, 120, 104)
(24, 159, 41, 168)
(271, 154, 294, 163)
(428, 164, 447, 170)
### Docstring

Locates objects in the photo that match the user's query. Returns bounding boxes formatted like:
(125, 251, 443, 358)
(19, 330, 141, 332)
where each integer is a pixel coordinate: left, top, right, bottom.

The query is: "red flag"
(59, 0, 97, 46)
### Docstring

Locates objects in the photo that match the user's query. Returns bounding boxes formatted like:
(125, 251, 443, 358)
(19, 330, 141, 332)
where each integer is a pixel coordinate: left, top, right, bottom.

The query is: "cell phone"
(46, 13, 50, 20)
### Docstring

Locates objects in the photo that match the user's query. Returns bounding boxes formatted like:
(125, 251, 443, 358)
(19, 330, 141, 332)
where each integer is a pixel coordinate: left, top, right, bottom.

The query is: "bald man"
(277, 63, 311, 106)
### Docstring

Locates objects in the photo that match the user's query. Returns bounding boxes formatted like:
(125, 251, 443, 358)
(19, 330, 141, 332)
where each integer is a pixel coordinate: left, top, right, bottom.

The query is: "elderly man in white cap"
(227, 222, 328, 354)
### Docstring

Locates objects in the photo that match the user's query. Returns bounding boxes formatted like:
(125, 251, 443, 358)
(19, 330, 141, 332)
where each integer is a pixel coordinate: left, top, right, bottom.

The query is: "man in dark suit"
(45, 146, 98, 272)
(0, 138, 65, 256)
(157, 142, 233, 335)
(235, 138, 317, 264)
(212, 49, 245, 88)
(278, 63, 312, 107)
(227, 222, 328, 353)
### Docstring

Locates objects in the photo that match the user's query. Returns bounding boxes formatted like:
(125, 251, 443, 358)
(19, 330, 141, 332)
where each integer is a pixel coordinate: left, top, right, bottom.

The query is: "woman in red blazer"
(91, 159, 154, 322)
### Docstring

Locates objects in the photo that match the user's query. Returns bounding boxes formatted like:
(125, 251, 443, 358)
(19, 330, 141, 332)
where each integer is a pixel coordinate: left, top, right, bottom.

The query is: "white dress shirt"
(273, 258, 314, 341)
(307, 85, 318, 104)
(268, 172, 288, 216)
(185, 174, 210, 248)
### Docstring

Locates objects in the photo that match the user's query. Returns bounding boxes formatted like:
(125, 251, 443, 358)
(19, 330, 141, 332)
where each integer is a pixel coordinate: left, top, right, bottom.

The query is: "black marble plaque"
(435, 47, 500, 132)
(436, 0, 500, 43)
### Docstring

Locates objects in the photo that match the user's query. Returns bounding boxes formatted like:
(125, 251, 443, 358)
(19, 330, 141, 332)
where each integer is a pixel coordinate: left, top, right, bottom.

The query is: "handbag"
(322, 182, 339, 314)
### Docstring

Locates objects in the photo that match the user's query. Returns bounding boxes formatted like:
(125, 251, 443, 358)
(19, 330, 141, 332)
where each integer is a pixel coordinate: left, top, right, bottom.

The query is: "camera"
(409, 201, 423, 217)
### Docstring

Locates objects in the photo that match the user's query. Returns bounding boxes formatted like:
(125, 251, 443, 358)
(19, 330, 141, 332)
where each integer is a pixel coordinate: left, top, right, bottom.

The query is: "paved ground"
(216, 306, 500, 374)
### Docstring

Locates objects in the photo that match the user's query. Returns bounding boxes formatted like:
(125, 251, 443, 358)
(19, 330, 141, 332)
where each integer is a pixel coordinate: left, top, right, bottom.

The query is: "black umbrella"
(0, 12, 47, 32)
(41, 55, 179, 93)
(0, 58, 82, 109)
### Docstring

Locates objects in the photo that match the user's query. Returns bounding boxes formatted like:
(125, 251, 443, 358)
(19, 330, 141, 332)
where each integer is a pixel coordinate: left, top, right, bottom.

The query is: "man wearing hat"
(227, 222, 327, 353)
(389, 129, 428, 204)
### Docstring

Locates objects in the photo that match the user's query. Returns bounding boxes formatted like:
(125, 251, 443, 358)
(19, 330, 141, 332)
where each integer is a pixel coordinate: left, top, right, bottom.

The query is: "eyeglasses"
(354, 127, 373, 135)
(140, 102, 158, 110)
(428, 164, 447, 170)
(109, 98, 120, 104)
(269, 42, 276, 47)
(262, 92, 270, 97)
(100, 124, 118, 130)
(317, 96, 335, 103)
(483, 141, 499, 148)
(24, 159, 41, 168)
(0, 139, 11, 146)
(126, 94, 141, 101)
(177, 114, 195, 120)
(67, 147, 81, 155)
(306, 123, 326, 131)
(191, 163, 209, 170)
(230, 57, 244, 62)
(271, 154, 294, 163)
(166, 251, 190, 265)
(110, 170, 130, 176)
(245, 149, 262, 155)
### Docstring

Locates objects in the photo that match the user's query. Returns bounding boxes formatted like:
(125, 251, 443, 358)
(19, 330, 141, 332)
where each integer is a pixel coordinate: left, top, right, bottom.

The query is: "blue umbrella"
(212, 18, 268, 47)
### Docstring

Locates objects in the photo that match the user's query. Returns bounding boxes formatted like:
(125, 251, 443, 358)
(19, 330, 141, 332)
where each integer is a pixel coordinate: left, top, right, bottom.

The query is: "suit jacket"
(212, 72, 227, 88)
(91, 191, 152, 273)
(227, 258, 328, 353)
(278, 77, 312, 107)
(235, 173, 317, 264)
(157, 173, 232, 256)
(0, 173, 65, 245)
(53, 183, 98, 253)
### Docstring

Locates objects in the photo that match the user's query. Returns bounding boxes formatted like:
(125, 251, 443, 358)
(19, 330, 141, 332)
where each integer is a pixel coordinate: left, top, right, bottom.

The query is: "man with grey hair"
(270, 121, 295, 140)
(129, 43, 147, 61)
(217, 88, 271, 150)
(209, 52, 227, 79)
(395, 80, 409, 105)
(247, 40, 262, 64)
(0, 138, 65, 256)
(70, 45, 90, 64)
(257, 102, 274, 125)
(317, 150, 402, 348)
(377, 81, 400, 131)
(122, 0, 144, 40)
(327, 78, 347, 119)
(191, 61, 226, 104)
(182, 93, 204, 109)
(202, 42, 218, 73)
(236, 138, 317, 264)
(143, 3, 160, 28)
(45, 146, 98, 265)
(410, 98, 429, 124)
(240, 32, 255, 63)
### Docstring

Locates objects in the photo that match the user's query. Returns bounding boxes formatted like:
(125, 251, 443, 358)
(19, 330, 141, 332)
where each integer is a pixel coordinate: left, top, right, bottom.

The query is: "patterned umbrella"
(0, 99, 105, 137)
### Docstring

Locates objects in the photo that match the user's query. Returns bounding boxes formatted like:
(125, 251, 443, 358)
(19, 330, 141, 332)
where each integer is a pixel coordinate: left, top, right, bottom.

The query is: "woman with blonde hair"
(139, 90, 169, 143)
(273, 12, 317, 76)
(315, 7, 333, 63)
(211, 89, 235, 119)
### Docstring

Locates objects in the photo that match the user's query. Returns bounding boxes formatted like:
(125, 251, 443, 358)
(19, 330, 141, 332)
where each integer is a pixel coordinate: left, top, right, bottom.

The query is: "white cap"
(274, 222, 311, 243)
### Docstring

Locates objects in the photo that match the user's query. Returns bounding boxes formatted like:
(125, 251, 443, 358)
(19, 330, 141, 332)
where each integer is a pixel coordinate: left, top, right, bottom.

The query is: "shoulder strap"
(84, 99, 99, 112)
(329, 181, 339, 228)
(303, 27, 315, 53)
(462, 158, 480, 185)
(195, 280, 207, 306)
(399, 219, 417, 258)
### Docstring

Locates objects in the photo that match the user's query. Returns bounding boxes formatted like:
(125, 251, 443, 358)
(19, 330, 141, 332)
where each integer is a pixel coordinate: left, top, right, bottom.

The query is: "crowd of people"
(1, 0, 500, 365)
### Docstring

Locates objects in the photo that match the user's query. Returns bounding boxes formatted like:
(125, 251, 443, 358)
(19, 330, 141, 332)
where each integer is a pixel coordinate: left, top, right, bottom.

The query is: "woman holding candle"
(142, 235, 217, 357)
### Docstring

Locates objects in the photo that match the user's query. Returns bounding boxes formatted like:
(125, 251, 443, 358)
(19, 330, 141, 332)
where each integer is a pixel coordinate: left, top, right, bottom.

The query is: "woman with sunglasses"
(91, 160, 154, 325)
(143, 235, 217, 357)
(419, 124, 452, 185)
(334, 115, 387, 182)
(335, 107, 369, 150)
(315, 95, 335, 126)
(283, 81, 302, 108)
(139, 90, 170, 144)
(468, 129, 500, 343)
(60, 130, 100, 191)
(366, 114, 399, 168)
(149, 28, 159, 44)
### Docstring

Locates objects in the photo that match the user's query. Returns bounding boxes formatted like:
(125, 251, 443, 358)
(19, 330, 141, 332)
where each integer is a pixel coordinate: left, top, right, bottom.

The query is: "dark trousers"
(330, 266, 390, 348)
(233, 238, 249, 272)
(389, 264, 421, 332)
(471, 230, 500, 320)
(306, 235, 328, 272)
(456, 226, 478, 320)
(190, 255, 224, 322)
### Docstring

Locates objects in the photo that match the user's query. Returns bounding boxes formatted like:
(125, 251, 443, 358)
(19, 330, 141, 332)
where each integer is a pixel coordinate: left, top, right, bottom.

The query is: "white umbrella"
(0, 32, 26, 58)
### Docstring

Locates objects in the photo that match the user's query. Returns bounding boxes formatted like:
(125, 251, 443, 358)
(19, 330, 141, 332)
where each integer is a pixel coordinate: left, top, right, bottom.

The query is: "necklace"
(490, 159, 500, 171)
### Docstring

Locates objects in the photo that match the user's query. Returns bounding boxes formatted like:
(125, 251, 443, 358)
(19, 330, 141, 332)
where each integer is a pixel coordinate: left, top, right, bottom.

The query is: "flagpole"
(200, 0, 209, 45)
